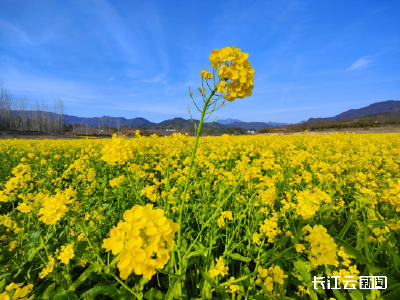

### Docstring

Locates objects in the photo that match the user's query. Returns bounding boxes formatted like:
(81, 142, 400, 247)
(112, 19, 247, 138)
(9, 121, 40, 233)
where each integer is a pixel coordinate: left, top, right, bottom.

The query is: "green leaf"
(378, 285, 400, 300)
(74, 242, 89, 260)
(388, 249, 400, 269)
(157, 269, 182, 279)
(227, 253, 252, 262)
(368, 221, 386, 228)
(27, 231, 42, 261)
(349, 289, 364, 300)
(366, 263, 382, 274)
(185, 246, 215, 259)
(80, 284, 121, 299)
(321, 217, 335, 226)
(332, 289, 347, 300)
(201, 277, 213, 300)
(53, 291, 79, 300)
(144, 288, 165, 300)
(68, 264, 97, 291)
(292, 260, 318, 300)
(0, 278, 6, 291)
(164, 278, 179, 300)
(0, 273, 11, 280)
(39, 283, 56, 299)
(334, 237, 367, 264)
(220, 271, 256, 286)
(200, 270, 231, 300)
(254, 248, 274, 262)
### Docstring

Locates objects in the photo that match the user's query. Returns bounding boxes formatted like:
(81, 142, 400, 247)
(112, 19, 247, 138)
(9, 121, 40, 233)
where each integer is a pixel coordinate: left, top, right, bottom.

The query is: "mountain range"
(307, 100, 400, 123)
(61, 115, 284, 130)
(216, 119, 288, 127)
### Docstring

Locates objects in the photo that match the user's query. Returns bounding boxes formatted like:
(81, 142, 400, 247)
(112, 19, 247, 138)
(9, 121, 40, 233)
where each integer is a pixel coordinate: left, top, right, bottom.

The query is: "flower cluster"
(0, 191, 8, 203)
(110, 175, 125, 188)
(295, 190, 331, 219)
(259, 213, 281, 243)
(226, 277, 240, 293)
(103, 204, 178, 279)
(0, 215, 13, 228)
(332, 265, 360, 286)
(39, 255, 56, 278)
(217, 211, 233, 228)
(140, 185, 158, 202)
(4, 164, 32, 194)
(101, 134, 133, 165)
(382, 179, 400, 212)
(209, 46, 255, 101)
(2, 282, 34, 300)
(303, 225, 337, 267)
(8, 241, 17, 252)
(255, 265, 287, 292)
(370, 226, 390, 243)
(16, 202, 33, 213)
(38, 191, 74, 225)
(57, 243, 75, 264)
(201, 68, 213, 79)
(209, 257, 229, 278)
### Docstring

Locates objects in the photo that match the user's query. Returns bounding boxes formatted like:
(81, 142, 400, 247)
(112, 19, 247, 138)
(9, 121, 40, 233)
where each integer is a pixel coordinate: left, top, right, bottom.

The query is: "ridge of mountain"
(216, 118, 242, 125)
(62, 115, 282, 130)
(307, 100, 400, 122)
(62, 114, 154, 128)
(227, 121, 273, 130)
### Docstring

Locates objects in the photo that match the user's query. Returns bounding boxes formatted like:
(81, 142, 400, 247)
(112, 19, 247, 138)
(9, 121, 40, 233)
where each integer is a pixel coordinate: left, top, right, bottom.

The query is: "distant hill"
(216, 118, 242, 125)
(63, 114, 277, 131)
(217, 118, 287, 127)
(266, 121, 288, 127)
(228, 121, 273, 130)
(152, 117, 226, 130)
(260, 100, 400, 133)
(307, 100, 400, 122)
(62, 114, 154, 128)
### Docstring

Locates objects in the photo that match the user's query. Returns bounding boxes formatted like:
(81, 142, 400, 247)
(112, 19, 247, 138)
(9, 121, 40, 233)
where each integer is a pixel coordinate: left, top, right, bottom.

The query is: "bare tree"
(0, 81, 66, 134)
(116, 118, 120, 134)
(0, 82, 12, 130)
(98, 119, 102, 135)
(53, 98, 64, 134)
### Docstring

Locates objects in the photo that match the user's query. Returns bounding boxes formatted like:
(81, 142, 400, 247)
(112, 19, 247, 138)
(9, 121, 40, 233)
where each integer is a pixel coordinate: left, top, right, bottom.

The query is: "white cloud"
(108, 77, 115, 81)
(346, 56, 374, 72)
(142, 74, 167, 83)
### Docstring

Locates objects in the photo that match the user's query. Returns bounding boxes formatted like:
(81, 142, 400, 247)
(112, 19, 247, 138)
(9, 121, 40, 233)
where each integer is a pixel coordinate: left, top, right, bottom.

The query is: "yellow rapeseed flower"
(57, 243, 74, 264)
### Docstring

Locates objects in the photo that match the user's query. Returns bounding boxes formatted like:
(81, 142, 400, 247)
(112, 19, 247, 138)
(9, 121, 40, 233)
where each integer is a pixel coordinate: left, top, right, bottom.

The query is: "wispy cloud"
(346, 55, 375, 72)
(142, 74, 167, 83)
(0, 19, 31, 44)
(108, 77, 115, 81)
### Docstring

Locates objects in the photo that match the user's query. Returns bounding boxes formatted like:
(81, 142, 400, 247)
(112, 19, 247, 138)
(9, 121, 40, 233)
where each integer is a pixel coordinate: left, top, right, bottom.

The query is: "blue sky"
(0, 0, 399, 123)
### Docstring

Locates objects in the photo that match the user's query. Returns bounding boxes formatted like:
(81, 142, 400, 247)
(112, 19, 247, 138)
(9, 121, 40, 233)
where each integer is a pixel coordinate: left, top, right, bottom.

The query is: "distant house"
(247, 130, 255, 134)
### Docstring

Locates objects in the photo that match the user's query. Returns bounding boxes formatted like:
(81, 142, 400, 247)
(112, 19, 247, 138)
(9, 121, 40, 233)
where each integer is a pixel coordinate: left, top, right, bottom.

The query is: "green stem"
(111, 273, 141, 298)
(177, 87, 217, 266)
(362, 212, 370, 261)
(183, 164, 251, 262)
(78, 223, 106, 267)
(176, 86, 217, 297)
(370, 231, 394, 261)
(264, 246, 294, 268)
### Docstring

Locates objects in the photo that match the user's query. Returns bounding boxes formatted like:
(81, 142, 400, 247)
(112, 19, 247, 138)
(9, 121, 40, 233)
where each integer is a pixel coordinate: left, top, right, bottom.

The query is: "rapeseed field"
(0, 133, 399, 299)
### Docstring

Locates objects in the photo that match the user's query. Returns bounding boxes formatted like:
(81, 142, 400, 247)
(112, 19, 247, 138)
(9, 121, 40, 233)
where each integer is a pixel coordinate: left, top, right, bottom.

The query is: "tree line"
(0, 82, 65, 134)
